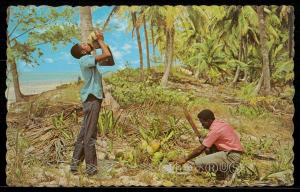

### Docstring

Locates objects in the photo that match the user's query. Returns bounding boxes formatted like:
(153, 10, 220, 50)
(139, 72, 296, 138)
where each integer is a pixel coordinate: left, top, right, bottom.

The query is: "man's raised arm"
(94, 32, 113, 65)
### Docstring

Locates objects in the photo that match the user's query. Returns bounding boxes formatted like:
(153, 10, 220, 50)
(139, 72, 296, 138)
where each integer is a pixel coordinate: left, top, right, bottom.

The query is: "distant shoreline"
(6, 80, 77, 106)
(5, 71, 114, 106)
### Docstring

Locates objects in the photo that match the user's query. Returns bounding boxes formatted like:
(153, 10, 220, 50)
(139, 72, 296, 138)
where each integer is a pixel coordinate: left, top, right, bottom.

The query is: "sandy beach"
(5, 81, 76, 107)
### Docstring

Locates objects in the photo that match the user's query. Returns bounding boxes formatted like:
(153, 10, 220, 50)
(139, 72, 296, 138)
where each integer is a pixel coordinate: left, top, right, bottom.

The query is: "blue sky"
(8, 6, 158, 79)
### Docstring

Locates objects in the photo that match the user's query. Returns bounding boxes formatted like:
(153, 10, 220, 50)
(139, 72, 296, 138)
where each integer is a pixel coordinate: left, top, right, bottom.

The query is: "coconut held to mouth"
(88, 30, 103, 49)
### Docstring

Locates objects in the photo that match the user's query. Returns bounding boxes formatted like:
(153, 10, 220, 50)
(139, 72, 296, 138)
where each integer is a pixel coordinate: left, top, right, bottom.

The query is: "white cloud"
(45, 58, 54, 63)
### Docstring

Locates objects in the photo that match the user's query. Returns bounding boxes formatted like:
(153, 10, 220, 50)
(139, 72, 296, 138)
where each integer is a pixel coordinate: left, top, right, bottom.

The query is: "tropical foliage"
(6, 5, 294, 187)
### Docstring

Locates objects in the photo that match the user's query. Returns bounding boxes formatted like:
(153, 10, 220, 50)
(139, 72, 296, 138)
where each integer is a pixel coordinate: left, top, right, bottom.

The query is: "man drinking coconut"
(69, 31, 114, 176)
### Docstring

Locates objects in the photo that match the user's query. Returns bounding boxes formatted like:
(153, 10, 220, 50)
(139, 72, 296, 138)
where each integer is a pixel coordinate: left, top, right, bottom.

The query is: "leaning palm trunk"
(232, 66, 240, 85)
(254, 71, 264, 95)
(79, 6, 120, 114)
(102, 6, 119, 32)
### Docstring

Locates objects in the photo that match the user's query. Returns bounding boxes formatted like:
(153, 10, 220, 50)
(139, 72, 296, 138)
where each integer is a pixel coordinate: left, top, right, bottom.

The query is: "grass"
(6, 66, 294, 186)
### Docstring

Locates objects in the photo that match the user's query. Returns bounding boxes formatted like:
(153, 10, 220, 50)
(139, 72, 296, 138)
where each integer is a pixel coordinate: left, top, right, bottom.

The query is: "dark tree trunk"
(7, 7, 25, 102)
(288, 6, 294, 58)
(10, 59, 24, 102)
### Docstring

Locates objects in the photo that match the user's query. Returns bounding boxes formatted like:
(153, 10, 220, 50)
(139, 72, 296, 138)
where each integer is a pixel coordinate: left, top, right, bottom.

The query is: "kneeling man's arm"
(175, 144, 206, 165)
(184, 144, 206, 163)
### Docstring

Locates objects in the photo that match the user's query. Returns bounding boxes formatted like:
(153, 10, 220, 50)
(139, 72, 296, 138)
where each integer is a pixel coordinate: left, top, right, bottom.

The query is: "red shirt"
(202, 119, 244, 152)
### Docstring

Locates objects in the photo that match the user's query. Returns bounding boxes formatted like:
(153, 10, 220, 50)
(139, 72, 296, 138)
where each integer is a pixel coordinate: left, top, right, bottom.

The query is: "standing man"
(175, 109, 244, 179)
(70, 32, 114, 176)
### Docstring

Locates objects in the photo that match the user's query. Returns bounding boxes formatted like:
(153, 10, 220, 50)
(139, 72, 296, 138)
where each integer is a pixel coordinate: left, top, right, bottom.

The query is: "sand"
(5, 81, 76, 106)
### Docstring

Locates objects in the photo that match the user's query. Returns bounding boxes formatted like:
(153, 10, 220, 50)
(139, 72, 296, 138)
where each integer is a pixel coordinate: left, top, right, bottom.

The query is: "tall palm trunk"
(143, 16, 150, 70)
(131, 12, 144, 80)
(257, 5, 271, 95)
(79, 7, 93, 43)
(151, 20, 156, 63)
(161, 27, 174, 87)
(79, 7, 120, 113)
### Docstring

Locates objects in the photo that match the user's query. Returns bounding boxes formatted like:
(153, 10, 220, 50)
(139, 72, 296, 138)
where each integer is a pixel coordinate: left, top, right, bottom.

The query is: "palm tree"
(112, 6, 145, 79)
(159, 6, 179, 87)
(161, 26, 175, 87)
(79, 7, 94, 43)
(138, 6, 153, 70)
(219, 6, 258, 84)
(150, 20, 156, 63)
(254, 5, 271, 96)
(143, 15, 151, 69)
(131, 10, 144, 80)
(102, 6, 120, 31)
(139, 7, 162, 64)
(279, 5, 294, 58)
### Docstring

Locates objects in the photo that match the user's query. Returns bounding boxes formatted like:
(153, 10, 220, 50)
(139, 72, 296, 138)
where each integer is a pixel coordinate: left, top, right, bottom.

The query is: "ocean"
(6, 70, 114, 86)
(5, 71, 116, 105)
(5, 72, 81, 105)
(17, 72, 81, 85)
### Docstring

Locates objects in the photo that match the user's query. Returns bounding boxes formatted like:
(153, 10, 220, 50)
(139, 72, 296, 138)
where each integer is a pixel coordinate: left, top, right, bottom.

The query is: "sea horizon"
(6, 70, 115, 86)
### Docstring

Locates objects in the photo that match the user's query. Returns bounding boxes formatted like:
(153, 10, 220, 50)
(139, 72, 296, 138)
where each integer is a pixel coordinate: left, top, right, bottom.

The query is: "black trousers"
(71, 94, 102, 174)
